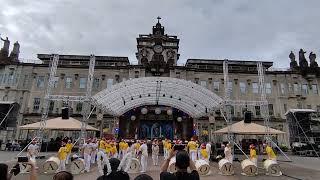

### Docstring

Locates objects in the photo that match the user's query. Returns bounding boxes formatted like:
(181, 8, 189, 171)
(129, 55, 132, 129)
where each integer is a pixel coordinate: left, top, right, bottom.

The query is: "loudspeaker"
(244, 111, 252, 123)
(62, 107, 69, 119)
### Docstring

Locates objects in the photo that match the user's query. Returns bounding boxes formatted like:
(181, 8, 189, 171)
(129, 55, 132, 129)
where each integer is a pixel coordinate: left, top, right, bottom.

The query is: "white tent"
(19, 117, 99, 131)
(214, 120, 285, 135)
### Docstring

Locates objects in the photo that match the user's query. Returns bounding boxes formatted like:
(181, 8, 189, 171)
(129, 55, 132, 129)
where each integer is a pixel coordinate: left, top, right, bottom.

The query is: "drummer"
(57, 141, 68, 172)
(162, 138, 168, 160)
(199, 143, 209, 162)
(97, 137, 108, 175)
(224, 143, 233, 163)
(105, 140, 112, 158)
(65, 140, 73, 165)
(187, 138, 198, 162)
(265, 143, 277, 161)
(110, 140, 118, 158)
(119, 139, 128, 159)
(82, 138, 93, 173)
(90, 138, 98, 164)
(249, 144, 257, 165)
(27, 139, 39, 164)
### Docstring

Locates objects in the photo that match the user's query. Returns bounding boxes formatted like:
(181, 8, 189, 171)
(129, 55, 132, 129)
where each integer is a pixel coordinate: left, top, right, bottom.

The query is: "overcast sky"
(0, 0, 319, 67)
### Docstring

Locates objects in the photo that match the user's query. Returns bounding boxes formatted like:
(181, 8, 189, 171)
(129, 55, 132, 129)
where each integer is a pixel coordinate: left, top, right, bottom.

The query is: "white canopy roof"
(19, 117, 99, 131)
(284, 109, 316, 115)
(214, 120, 285, 135)
(92, 77, 223, 118)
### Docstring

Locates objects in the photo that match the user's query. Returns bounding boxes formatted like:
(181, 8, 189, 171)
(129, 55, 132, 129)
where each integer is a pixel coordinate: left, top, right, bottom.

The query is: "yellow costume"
(119, 141, 124, 151)
(123, 142, 129, 150)
(105, 143, 112, 154)
(187, 141, 198, 151)
(99, 140, 107, 149)
(66, 143, 73, 153)
(58, 146, 68, 160)
(250, 149, 257, 159)
(166, 142, 172, 151)
(110, 145, 117, 155)
(200, 149, 208, 159)
(135, 143, 141, 151)
(266, 146, 276, 160)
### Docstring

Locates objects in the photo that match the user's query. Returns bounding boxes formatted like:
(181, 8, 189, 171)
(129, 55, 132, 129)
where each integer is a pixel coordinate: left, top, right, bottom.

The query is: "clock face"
(153, 45, 163, 53)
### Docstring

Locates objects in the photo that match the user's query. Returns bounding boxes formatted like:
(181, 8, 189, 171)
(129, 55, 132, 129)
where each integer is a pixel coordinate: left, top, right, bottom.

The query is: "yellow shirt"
(200, 149, 208, 159)
(110, 145, 117, 154)
(105, 143, 112, 153)
(166, 143, 172, 150)
(187, 141, 198, 151)
(250, 149, 257, 159)
(58, 147, 68, 160)
(65, 143, 73, 153)
(123, 142, 129, 150)
(99, 140, 106, 149)
(135, 143, 141, 150)
(119, 142, 124, 150)
(266, 146, 276, 159)
(163, 140, 167, 149)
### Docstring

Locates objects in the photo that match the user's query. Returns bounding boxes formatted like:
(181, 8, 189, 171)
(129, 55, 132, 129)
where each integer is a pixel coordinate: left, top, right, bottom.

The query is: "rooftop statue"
(299, 49, 308, 68)
(309, 52, 318, 68)
(289, 51, 298, 69)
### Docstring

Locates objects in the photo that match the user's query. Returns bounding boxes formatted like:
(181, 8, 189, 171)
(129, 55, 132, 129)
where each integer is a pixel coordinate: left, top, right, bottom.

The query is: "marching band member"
(162, 138, 168, 160)
(224, 143, 233, 163)
(118, 139, 125, 159)
(57, 141, 68, 172)
(166, 140, 172, 159)
(82, 138, 93, 172)
(118, 143, 135, 172)
(250, 144, 258, 165)
(152, 139, 159, 166)
(135, 140, 141, 157)
(187, 138, 198, 162)
(206, 142, 211, 162)
(97, 138, 108, 175)
(105, 140, 112, 158)
(265, 142, 277, 161)
(199, 143, 209, 162)
(122, 140, 129, 159)
(27, 139, 39, 164)
(138, 140, 148, 173)
(65, 140, 73, 165)
(90, 138, 98, 164)
(110, 140, 118, 158)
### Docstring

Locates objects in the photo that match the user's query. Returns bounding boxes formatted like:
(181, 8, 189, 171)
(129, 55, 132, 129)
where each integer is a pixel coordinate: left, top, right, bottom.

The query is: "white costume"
(139, 143, 148, 173)
(27, 143, 38, 163)
(82, 143, 92, 172)
(224, 146, 233, 163)
(97, 145, 108, 175)
(118, 145, 135, 172)
(206, 143, 211, 162)
(90, 142, 98, 164)
(152, 143, 159, 166)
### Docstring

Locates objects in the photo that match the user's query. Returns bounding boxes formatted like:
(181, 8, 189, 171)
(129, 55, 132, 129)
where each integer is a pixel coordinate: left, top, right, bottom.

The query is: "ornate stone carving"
(289, 51, 298, 69)
(299, 49, 308, 68)
(309, 52, 318, 68)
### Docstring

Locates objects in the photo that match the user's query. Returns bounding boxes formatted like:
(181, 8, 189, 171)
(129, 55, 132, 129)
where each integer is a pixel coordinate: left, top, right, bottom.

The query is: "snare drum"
(218, 158, 234, 175)
(195, 159, 210, 176)
(43, 157, 60, 174)
(264, 159, 282, 176)
(128, 158, 140, 173)
(241, 159, 257, 176)
(70, 158, 85, 174)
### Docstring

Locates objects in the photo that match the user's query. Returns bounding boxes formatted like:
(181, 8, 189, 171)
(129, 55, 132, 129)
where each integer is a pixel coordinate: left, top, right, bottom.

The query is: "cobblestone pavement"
(1, 151, 319, 180)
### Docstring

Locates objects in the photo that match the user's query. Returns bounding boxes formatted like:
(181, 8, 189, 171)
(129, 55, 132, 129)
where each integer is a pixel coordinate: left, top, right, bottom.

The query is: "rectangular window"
(268, 104, 274, 116)
(255, 106, 261, 116)
(227, 81, 233, 94)
(76, 103, 83, 112)
(312, 84, 318, 94)
(65, 77, 72, 89)
(302, 84, 308, 95)
(294, 83, 300, 94)
(79, 77, 87, 89)
(265, 83, 272, 94)
(53, 76, 59, 88)
(280, 83, 285, 94)
(49, 101, 54, 112)
(93, 78, 100, 89)
(240, 82, 246, 94)
(107, 79, 113, 89)
(134, 71, 139, 78)
(33, 98, 40, 111)
(213, 81, 220, 91)
(36, 76, 45, 88)
(252, 83, 259, 94)
(200, 81, 207, 87)
(230, 106, 234, 116)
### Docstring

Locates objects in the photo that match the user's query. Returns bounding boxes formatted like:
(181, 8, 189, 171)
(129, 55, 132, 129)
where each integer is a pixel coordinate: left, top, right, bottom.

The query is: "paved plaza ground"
(1, 151, 320, 180)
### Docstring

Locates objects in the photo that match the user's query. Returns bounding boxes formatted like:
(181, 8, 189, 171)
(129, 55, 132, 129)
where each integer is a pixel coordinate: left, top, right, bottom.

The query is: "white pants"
(57, 159, 66, 172)
(141, 155, 148, 172)
(97, 150, 107, 175)
(84, 153, 91, 172)
(226, 155, 233, 163)
(251, 158, 257, 166)
(66, 153, 71, 164)
(152, 154, 158, 165)
(190, 150, 197, 162)
(113, 153, 118, 159)
(91, 150, 97, 164)
(163, 148, 167, 159)
(120, 149, 127, 159)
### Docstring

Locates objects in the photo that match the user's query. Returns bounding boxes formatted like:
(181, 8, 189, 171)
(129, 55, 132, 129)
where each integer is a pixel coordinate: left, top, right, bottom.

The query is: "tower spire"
(157, 16, 161, 23)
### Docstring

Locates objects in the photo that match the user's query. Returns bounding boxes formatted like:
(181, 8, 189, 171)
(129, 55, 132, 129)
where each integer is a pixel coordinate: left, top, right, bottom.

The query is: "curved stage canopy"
(92, 77, 223, 118)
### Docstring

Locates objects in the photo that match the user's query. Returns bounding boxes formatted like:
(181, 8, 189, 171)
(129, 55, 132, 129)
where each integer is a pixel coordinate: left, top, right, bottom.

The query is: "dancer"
(265, 143, 277, 161)
(82, 139, 92, 172)
(249, 144, 257, 165)
(187, 138, 198, 161)
(110, 140, 118, 158)
(57, 141, 68, 172)
(27, 139, 39, 164)
(119, 139, 126, 159)
(199, 143, 209, 162)
(134, 140, 141, 157)
(152, 139, 159, 166)
(165, 140, 172, 159)
(224, 143, 233, 163)
(118, 144, 136, 172)
(97, 138, 108, 175)
(138, 140, 148, 173)
(90, 138, 98, 164)
(105, 140, 112, 158)
(65, 140, 73, 165)
(162, 138, 168, 160)
(206, 141, 211, 162)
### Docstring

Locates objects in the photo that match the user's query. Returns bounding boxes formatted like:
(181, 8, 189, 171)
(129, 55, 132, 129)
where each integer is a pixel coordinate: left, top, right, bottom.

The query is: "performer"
(105, 140, 112, 158)
(249, 144, 257, 165)
(224, 143, 233, 163)
(166, 140, 172, 159)
(265, 143, 277, 161)
(134, 140, 141, 157)
(152, 139, 159, 166)
(138, 140, 148, 173)
(57, 141, 68, 172)
(97, 138, 108, 175)
(27, 139, 39, 164)
(82, 138, 93, 172)
(90, 138, 98, 164)
(118, 139, 125, 159)
(199, 143, 209, 162)
(65, 140, 73, 164)
(206, 141, 211, 162)
(187, 138, 198, 162)
(110, 140, 118, 158)
(162, 138, 168, 160)
(118, 144, 135, 172)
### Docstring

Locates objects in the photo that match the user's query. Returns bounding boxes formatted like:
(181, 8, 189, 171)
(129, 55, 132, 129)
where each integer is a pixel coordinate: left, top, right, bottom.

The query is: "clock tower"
(136, 17, 180, 76)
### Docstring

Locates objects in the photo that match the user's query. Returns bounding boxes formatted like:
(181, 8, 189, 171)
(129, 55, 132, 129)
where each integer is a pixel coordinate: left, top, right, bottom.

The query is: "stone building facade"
(0, 21, 319, 146)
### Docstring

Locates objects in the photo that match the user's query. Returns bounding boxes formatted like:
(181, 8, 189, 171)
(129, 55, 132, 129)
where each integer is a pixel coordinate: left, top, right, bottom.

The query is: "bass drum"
(43, 157, 60, 174)
(128, 158, 140, 173)
(264, 159, 282, 176)
(70, 158, 85, 174)
(241, 159, 257, 176)
(168, 157, 177, 173)
(218, 158, 234, 175)
(195, 160, 210, 176)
